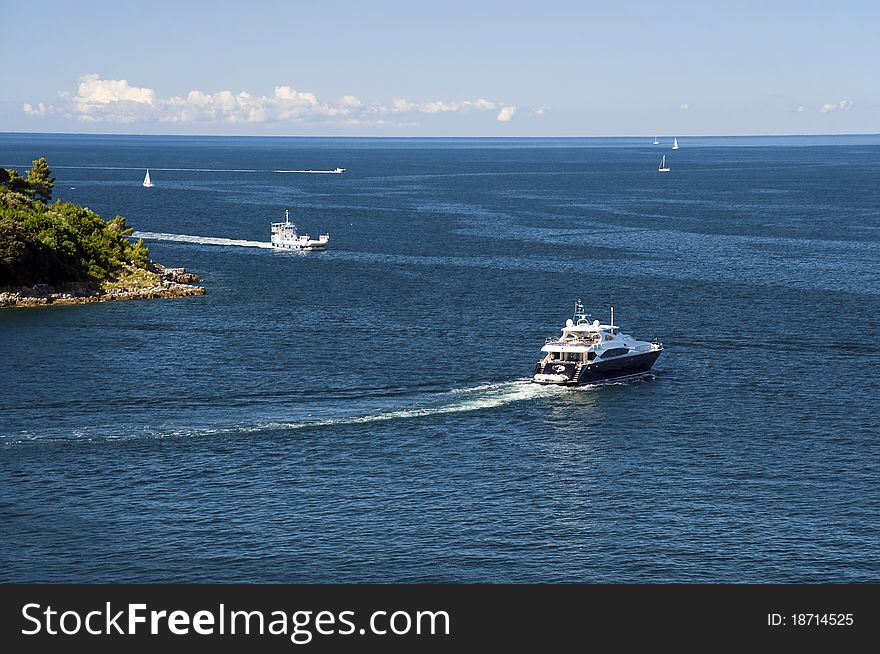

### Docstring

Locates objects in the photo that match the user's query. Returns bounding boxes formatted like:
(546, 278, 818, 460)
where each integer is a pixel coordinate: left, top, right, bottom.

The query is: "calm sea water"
(1, 133, 878, 583)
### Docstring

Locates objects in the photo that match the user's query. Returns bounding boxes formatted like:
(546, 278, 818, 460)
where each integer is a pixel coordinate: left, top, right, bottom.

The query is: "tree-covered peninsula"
(0, 158, 203, 307)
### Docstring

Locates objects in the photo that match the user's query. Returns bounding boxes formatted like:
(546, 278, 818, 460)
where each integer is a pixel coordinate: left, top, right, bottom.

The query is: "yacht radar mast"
(574, 298, 591, 325)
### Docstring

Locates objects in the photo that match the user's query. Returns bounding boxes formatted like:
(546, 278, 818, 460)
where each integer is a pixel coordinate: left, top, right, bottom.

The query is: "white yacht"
(658, 154, 671, 172)
(533, 300, 663, 386)
(672, 137, 679, 150)
(333, 167, 346, 173)
(143, 169, 154, 187)
(270, 210, 330, 250)
(652, 136, 660, 145)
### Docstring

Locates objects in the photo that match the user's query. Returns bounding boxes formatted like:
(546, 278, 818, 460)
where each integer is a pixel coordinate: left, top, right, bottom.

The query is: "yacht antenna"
(574, 298, 588, 324)
(611, 306, 614, 327)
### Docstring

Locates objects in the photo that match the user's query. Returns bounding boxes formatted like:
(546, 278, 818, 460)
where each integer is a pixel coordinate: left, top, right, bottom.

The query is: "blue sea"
(1, 133, 878, 583)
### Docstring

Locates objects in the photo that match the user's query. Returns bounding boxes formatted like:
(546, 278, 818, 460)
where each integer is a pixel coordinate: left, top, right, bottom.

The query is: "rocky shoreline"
(0, 263, 205, 308)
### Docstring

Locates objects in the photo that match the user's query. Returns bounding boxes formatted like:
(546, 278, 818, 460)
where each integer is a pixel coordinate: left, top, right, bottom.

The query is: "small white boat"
(658, 154, 671, 173)
(672, 138, 679, 150)
(652, 136, 659, 145)
(333, 167, 346, 173)
(270, 210, 329, 250)
(143, 169, 154, 187)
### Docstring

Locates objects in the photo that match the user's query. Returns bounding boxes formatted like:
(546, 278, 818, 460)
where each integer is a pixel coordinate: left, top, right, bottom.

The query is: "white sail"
(658, 155, 670, 172)
(672, 138, 679, 150)
(143, 169, 153, 187)
(653, 136, 659, 144)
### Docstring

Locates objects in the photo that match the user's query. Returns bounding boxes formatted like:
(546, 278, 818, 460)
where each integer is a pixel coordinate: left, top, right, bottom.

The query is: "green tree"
(1, 157, 155, 288)
(0, 219, 66, 286)
(26, 157, 55, 202)
(1, 168, 31, 194)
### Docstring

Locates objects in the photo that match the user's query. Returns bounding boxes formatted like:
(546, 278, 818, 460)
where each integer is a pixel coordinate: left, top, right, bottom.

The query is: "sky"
(1, 0, 877, 136)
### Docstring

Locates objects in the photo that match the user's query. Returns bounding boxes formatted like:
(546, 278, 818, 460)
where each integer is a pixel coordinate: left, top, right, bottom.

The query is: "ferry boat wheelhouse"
(270, 210, 330, 250)
(533, 300, 663, 385)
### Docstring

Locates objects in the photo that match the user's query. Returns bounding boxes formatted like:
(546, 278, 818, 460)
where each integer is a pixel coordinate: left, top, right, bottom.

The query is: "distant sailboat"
(658, 154, 671, 173)
(672, 138, 679, 150)
(652, 136, 660, 145)
(143, 169, 154, 187)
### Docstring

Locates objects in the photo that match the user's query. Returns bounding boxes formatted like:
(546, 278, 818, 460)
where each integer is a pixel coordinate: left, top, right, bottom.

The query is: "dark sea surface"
(1, 133, 878, 583)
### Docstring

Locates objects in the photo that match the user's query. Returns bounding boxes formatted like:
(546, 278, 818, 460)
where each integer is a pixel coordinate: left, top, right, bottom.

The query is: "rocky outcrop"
(0, 264, 205, 308)
(150, 262, 205, 284)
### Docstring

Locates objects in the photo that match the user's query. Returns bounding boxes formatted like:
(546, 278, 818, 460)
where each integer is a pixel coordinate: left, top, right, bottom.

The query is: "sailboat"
(658, 154, 671, 173)
(143, 169, 154, 187)
(652, 136, 660, 145)
(672, 138, 679, 150)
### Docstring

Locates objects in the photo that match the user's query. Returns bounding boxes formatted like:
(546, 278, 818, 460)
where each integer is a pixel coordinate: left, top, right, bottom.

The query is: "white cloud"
(796, 105, 808, 113)
(679, 103, 690, 111)
(391, 98, 496, 114)
(496, 106, 517, 122)
(339, 95, 362, 108)
(530, 106, 549, 117)
(420, 101, 460, 113)
(77, 73, 156, 105)
(166, 89, 272, 123)
(23, 102, 48, 116)
(820, 100, 854, 113)
(70, 73, 158, 123)
(25, 75, 521, 128)
(391, 98, 416, 113)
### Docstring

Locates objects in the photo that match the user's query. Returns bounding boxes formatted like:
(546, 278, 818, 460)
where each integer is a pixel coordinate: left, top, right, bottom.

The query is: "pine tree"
(26, 157, 55, 202)
(0, 168, 31, 194)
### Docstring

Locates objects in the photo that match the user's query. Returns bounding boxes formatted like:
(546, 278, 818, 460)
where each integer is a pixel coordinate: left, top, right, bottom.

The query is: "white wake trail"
(132, 231, 273, 249)
(1, 164, 262, 173)
(272, 169, 344, 174)
(3, 380, 575, 444)
(255, 379, 565, 432)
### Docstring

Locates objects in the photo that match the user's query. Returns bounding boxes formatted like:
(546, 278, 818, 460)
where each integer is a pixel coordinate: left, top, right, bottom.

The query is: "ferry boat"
(270, 210, 330, 250)
(533, 300, 663, 385)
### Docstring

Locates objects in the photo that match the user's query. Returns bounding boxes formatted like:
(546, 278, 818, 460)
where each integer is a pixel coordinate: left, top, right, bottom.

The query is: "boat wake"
(3, 380, 571, 444)
(2, 164, 263, 173)
(256, 379, 559, 432)
(132, 231, 273, 249)
(2, 164, 343, 175)
(272, 169, 344, 174)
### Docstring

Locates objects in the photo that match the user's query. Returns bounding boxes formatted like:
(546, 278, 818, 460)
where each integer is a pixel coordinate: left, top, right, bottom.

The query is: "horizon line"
(2, 130, 880, 140)
(2, 130, 880, 141)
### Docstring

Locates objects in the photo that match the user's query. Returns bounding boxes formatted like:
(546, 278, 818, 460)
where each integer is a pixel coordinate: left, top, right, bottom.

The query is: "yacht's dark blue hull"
(533, 348, 662, 385)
